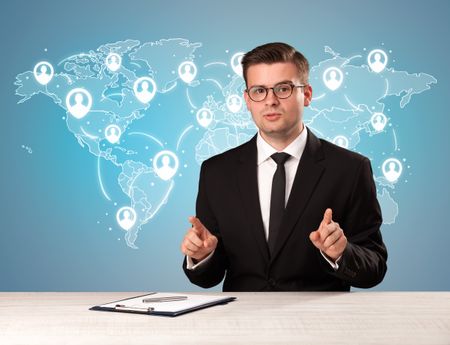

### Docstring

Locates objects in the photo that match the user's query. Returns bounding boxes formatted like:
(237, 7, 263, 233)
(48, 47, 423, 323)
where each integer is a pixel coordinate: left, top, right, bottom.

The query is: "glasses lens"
(273, 83, 293, 99)
(248, 86, 267, 102)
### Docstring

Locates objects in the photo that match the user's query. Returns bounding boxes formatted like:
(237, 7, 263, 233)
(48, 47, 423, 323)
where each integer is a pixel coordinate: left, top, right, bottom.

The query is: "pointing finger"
(189, 216, 205, 233)
(322, 208, 333, 226)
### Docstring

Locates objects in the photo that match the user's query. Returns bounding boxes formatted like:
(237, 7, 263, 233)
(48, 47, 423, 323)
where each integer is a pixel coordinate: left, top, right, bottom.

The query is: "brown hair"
(241, 42, 309, 87)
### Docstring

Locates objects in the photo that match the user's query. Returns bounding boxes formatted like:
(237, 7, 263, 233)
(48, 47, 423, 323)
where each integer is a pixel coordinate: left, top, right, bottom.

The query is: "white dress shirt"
(187, 127, 340, 270)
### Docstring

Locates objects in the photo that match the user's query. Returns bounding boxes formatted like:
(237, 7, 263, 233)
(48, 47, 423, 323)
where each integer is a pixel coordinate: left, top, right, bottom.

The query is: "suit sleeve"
(182, 161, 228, 288)
(324, 157, 388, 288)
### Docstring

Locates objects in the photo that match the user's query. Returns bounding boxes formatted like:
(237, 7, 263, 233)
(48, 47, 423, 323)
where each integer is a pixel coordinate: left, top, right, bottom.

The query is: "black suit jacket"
(183, 127, 387, 291)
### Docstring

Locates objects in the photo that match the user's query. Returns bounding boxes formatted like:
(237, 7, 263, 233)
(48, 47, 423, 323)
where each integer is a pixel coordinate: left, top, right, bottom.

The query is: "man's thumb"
(309, 230, 319, 243)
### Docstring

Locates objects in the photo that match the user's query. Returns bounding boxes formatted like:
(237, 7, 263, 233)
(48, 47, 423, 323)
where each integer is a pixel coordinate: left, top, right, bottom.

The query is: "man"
(181, 42, 387, 291)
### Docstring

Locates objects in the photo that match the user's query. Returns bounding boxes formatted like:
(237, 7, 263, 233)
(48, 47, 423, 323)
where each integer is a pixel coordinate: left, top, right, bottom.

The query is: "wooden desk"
(0, 292, 449, 344)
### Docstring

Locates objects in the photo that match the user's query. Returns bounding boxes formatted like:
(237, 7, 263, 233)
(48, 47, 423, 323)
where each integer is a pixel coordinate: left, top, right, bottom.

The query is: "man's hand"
(309, 208, 347, 261)
(181, 216, 218, 262)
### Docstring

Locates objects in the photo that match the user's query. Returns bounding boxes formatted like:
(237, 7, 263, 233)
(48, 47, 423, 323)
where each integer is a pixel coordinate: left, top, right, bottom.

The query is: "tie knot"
(271, 152, 290, 165)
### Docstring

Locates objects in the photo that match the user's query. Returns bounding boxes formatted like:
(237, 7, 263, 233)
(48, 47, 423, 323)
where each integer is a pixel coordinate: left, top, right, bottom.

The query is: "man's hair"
(241, 42, 309, 87)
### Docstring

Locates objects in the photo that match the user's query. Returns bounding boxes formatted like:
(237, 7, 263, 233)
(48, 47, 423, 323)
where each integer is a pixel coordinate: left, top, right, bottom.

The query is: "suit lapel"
(270, 128, 325, 262)
(237, 135, 270, 262)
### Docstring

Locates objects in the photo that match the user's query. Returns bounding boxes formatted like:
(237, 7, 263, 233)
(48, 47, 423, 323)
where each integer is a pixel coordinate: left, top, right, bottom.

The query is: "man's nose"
(264, 88, 280, 106)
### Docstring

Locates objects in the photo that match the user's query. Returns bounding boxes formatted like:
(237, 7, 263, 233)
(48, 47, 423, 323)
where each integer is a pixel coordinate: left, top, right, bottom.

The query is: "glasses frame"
(245, 82, 307, 102)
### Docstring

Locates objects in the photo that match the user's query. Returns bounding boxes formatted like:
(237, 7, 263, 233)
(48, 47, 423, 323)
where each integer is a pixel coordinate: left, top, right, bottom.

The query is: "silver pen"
(142, 296, 188, 303)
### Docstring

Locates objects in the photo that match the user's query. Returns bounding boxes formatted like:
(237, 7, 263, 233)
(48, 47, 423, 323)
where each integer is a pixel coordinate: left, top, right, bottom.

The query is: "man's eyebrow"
(248, 80, 293, 88)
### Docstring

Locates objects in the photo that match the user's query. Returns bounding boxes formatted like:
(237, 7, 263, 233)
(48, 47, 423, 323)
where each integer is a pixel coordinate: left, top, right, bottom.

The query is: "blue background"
(1, 0, 449, 291)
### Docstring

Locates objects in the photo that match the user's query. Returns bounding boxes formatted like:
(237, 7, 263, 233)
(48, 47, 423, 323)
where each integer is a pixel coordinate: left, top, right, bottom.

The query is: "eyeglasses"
(245, 82, 307, 102)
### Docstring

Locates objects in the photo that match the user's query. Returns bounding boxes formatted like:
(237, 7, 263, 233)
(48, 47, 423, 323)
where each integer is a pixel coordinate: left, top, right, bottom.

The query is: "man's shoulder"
(201, 135, 256, 168)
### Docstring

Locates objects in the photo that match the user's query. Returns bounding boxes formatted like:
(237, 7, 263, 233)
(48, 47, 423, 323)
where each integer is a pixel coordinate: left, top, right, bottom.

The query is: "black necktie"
(268, 152, 291, 255)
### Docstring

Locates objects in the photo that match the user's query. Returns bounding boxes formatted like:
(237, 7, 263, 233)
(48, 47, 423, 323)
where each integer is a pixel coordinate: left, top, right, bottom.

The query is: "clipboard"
(89, 292, 236, 317)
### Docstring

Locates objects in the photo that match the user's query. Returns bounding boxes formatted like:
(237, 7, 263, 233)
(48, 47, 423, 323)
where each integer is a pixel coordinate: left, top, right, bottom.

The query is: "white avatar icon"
(153, 150, 179, 181)
(105, 53, 122, 72)
(196, 108, 213, 128)
(371, 112, 388, 132)
(230, 52, 245, 76)
(382, 158, 402, 183)
(323, 67, 344, 91)
(104, 124, 122, 144)
(333, 135, 349, 149)
(368, 49, 388, 73)
(226, 94, 243, 113)
(33, 61, 54, 85)
(133, 77, 157, 104)
(116, 206, 137, 231)
(65, 88, 92, 119)
(178, 61, 197, 84)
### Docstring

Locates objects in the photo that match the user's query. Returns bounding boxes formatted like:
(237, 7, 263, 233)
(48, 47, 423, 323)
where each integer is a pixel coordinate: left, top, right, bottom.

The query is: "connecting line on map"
(203, 61, 227, 68)
(344, 95, 363, 112)
(177, 125, 194, 151)
(80, 126, 99, 139)
(143, 180, 175, 222)
(204, 78, 223, 90)
(97, 155, 111, 201)
(127, 132, 164, 147)
(383, 78, 390, 98)
(186, 89, 196, 109)
(392, 128, 398, 151)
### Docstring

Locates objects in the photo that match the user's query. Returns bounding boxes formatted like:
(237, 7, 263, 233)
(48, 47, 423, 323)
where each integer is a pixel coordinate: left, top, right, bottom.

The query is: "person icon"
(226, 94, 243, 113)
(333, 135, 349, 148)
(178, 61, 197, 84)
(367, 49, 388, 73)
(133, 77, 157, 104)
(104, 124, 122, 144)
(65, 88, 92, 119)
(230, 52, 245, 76)
(371, 112, 388, 132)
(33, 61, 54, 85)
(323, 67, 343, 91)
(196, 108, 213, 128)
(105, 53, 122, 72)
(382, 158, 402, 183)
(116, 206, 137, 231)
(153, 150, 179, 181)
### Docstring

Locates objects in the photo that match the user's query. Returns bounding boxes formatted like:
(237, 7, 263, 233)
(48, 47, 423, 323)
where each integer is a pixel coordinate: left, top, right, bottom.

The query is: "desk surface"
(0, 292, 449, 345)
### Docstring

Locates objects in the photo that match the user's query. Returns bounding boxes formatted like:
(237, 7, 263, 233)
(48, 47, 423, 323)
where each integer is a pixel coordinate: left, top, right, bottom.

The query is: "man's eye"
(251, 88, 266, 94)
(275, 85, 291, 93)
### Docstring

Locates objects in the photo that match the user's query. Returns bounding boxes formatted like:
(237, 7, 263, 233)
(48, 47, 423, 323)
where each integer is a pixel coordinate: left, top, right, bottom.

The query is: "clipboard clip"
(115, 304, 154, 313)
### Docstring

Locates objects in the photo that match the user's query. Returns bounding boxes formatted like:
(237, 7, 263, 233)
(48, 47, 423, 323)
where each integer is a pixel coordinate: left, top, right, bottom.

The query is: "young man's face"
(243, 62, 312, 142)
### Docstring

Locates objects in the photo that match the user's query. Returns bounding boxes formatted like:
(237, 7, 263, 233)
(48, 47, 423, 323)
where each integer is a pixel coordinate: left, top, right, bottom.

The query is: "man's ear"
(303, 84, 313, 107)
(243, 90, 252, 111)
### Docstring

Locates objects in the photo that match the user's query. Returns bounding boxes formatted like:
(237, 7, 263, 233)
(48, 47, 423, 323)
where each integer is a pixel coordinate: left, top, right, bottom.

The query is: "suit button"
(268, 278, 276, 287)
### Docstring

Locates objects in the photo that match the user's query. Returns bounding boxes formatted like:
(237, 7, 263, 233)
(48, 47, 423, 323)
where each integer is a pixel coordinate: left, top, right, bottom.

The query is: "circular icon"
(370, 112, 388, 132)
(196, 108, 213, 128)
(153, 150, 179, 181)
(178, 61, 197, 84)
(230, 52, 245, 76)
(382, 158, 402, 183)
(333, 135, 349, 148)
(104, 124, 122, 144)
(226, 94, 243, 113)
(116, 206, 137, 231)
(65, 88, 92, 119)
(105, 53, 122, 72)
(33, 61, 54, 86)
(133, 77, 157, 104)
(323, 67, 343, 91)
(367, 49, 388, 73)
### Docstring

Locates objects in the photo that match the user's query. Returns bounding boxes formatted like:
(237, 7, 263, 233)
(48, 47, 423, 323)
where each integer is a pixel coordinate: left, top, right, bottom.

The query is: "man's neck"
(260, 123, 304, 151)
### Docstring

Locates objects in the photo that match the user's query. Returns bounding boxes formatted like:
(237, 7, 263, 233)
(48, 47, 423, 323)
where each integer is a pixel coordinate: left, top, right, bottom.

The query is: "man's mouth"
(263, 113, 282, 121)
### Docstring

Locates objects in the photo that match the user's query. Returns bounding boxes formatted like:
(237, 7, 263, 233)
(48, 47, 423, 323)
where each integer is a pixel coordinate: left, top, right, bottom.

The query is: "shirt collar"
(256, 126, 308, 165)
